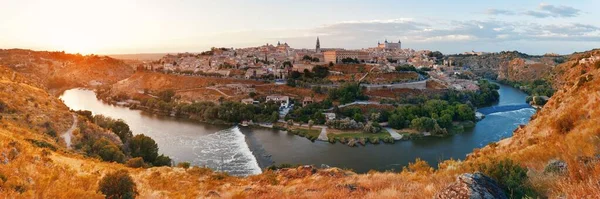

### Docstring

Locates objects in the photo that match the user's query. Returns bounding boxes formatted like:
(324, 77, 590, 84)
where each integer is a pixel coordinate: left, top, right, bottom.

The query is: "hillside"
(448, 51, 562, 82)
(106, 53, 168, 61)
(0, 49, 134, 95)
(0, 49, 599, 198)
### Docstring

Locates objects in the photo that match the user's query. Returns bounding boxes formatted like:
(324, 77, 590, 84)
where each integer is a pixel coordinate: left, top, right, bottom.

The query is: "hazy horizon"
(2, 0, 599, 55)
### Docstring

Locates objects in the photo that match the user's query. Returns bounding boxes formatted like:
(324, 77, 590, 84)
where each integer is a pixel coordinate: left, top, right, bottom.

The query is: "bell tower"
(316, 37, 321, 53)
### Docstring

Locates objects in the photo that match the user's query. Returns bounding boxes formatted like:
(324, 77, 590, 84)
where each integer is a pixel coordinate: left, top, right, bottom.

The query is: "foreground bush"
(153, 154, 172, 167)
(125, 157, 145, 168)
(98, 170, 138, 199)
(479, 158, 537, 198)
(177, 162, 191, 169)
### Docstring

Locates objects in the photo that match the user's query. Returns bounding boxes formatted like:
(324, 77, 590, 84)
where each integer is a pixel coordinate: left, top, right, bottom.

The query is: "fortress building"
(377, 39, 401, 50)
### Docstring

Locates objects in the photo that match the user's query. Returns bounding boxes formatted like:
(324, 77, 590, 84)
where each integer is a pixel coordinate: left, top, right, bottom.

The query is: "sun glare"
(49, 31, 100, 55)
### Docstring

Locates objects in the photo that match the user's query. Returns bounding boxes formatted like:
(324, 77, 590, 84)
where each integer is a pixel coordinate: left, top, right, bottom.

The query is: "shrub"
(267, 163, 296, 170)
(25, 139, 57, 151)
(46, 129, 57, 137)
(554, 113, 575, 134)
(75, 110, 93, 121)
(177, 162, 191, 169)
(368, 137, 380, 144)
(210, 172, 230, 181)
(362, 121, 381, 134)
(153, 154, 172, 167)
(479, 159, 537, 198)
(403, 158, 433, 174)
(125, 157, 145, 168)
(98, 170, 138, 199)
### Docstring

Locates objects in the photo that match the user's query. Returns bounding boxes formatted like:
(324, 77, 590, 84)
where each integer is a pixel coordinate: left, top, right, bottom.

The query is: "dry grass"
(2, 50, 600, 198)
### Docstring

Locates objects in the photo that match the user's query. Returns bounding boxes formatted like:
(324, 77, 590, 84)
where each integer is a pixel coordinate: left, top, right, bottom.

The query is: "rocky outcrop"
(544, 159, 567, 174)
(435, 172, 507, 199)
(497, 58, 554, 82)
(447, 51, 560, 81)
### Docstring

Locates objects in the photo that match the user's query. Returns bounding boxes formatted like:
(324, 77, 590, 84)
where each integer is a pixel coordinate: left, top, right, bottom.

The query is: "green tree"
(110, 120, 133, 144)
(411, 117, 436, 132)
(98, 170, 138, 199)
(456, 104, 475, 121)
(312, 65, 329, 78)
(157, 89, 176, 102)
(129, 134, 159, 163)
(353, 113, 365, 122)
(153, 154, 172, 167)
(437, 114, 453, 128)
(91, 138, 125, 163)
(479, 159, 537, 198)
(388, 114, 406, 129)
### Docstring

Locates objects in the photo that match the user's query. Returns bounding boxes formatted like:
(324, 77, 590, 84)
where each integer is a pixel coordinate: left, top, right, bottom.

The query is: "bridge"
(477, 104, 533, 115)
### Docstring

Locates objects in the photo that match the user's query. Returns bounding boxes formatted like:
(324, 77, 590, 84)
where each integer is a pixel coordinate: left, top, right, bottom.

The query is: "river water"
(60, 83, 535, 175)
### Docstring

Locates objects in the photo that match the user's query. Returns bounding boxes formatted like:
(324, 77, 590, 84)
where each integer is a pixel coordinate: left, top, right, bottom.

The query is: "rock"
(8, 147, 19, 160)
(435, 172, 507, 199)
(336, 183, 364, 192)
(544, 159, 567, 174)
(320, 164, 330, 169)
(206, 190, 220, 198)
(299, 165, 317, 174)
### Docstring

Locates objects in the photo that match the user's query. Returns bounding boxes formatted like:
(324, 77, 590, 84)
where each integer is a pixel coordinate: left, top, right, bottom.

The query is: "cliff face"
(0, 50, 599, 198)
(448, 52, 560, 82)
(496, 57, 554, 82)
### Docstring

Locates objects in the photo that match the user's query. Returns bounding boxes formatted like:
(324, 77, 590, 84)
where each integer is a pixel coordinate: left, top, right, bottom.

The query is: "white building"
(266, 95, 290, 108)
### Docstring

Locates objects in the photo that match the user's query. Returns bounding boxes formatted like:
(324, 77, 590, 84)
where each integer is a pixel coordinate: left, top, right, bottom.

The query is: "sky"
(1, 0, 599, 55)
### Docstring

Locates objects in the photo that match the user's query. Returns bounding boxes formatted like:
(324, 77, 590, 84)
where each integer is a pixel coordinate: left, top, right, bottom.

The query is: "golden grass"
(1, 49, 600, 198)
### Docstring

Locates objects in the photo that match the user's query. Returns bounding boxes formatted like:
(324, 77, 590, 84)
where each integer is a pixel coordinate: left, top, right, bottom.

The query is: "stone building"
(324, 50, 370, 63)
(377, 39, 402, 50)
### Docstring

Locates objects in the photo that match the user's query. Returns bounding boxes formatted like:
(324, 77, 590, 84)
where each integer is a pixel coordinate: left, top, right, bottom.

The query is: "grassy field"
(289, 128, 321, 141)
(327, 129, 394, 145)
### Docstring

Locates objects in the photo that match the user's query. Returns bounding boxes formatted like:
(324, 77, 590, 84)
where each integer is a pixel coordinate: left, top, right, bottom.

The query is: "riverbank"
(93, 89, 489, 147)
(61, 85, 536, 173)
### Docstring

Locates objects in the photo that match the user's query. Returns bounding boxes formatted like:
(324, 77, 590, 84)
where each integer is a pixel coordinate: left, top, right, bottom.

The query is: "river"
(59, 83, 535, 176)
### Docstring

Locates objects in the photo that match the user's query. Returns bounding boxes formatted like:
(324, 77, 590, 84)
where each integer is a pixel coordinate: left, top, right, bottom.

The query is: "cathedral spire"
(316, 37, 321, 53)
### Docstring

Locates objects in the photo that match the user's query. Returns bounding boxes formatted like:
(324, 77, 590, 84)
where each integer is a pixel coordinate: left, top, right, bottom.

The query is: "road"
(61, 114, 77, 149)
(322, 101, 381, 111)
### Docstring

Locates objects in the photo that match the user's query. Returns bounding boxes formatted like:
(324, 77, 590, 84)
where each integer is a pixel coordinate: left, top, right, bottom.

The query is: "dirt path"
(207, 87, 232, 98)
(317, 127, 328, 141)
(61, 114, 77, 149)
(177, 86, 232, 98)
(384, 127, 403, 140)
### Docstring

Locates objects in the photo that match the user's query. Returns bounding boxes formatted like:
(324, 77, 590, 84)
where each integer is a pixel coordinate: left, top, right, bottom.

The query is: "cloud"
(523, 10, 552, 18)
(485, 9, 516, 16)
(537, 3, 580, 17)
(268, 18, 600, 54)
(486, 3, 581, 18)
